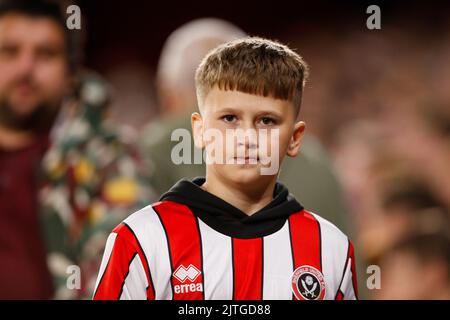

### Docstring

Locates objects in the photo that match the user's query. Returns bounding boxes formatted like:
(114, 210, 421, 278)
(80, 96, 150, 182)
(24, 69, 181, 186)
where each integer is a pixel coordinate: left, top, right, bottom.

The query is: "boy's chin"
(222, 165, 276, 185)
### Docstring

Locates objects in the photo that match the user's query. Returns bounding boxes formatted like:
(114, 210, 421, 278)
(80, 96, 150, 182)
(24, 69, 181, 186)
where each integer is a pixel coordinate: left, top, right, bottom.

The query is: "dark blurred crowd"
(289, 20, 450, 299)
(0, 0, 448, 299)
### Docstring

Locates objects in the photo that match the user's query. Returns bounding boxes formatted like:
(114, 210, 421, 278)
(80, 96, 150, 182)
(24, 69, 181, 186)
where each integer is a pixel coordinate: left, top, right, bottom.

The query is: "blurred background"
(0, 0, 449, 299)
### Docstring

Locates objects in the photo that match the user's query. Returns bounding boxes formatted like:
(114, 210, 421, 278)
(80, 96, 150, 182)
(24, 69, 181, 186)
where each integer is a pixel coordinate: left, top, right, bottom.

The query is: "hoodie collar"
(159, 177, 303, 238)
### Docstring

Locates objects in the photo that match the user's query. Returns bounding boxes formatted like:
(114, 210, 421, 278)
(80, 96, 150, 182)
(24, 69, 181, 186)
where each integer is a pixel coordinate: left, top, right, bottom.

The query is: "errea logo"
(173, 264, 201, 282)
(173, 264, 203, 294)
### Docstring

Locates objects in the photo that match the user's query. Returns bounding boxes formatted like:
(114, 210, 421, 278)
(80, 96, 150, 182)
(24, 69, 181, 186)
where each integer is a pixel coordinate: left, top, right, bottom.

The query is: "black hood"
(159, 177, 303, 238)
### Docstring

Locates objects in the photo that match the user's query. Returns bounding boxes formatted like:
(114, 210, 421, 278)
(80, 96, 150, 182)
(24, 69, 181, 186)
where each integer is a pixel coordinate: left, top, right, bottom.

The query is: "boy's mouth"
(232, 156, 260, 164)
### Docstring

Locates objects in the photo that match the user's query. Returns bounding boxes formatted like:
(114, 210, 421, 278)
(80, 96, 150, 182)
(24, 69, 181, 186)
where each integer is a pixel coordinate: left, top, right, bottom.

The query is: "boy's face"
(192, 87, 305, 186)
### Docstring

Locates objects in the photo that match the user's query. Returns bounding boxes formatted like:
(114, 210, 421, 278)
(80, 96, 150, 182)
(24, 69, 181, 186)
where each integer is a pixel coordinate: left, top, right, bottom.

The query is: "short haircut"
(0, 0, 80, 72)
(195, 37, 309, 114)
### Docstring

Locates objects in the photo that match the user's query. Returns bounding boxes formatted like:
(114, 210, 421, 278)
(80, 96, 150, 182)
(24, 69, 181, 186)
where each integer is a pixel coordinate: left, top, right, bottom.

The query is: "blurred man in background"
(0, 0, 154, 299)
(140, 18, 245, 194)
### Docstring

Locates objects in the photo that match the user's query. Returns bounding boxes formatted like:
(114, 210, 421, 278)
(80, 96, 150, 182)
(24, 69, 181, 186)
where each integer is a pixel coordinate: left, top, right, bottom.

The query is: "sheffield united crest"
(292, 265, 326, 300)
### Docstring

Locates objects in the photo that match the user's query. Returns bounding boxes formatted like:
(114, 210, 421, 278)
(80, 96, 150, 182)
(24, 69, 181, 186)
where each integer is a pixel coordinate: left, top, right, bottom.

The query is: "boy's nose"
(236, 132, 258, 149)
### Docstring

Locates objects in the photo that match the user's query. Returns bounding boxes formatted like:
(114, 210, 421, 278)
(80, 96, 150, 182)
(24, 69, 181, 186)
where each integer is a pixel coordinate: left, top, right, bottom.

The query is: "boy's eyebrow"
(214, 107, 243, 114)
(214, 107, 284, 118)
(254, 110, 284, 118)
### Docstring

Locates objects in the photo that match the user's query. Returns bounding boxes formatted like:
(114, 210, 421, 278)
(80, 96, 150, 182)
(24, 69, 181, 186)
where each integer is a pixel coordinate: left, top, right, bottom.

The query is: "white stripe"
(340, 257, 357, 300)
(119, 254, 149, 300)
(311, 212, 349, 300)
(198, 219, 233, 300)
(123, 205, 173, 299)
(262, 221, 293, 299)
(93, 232, 117, 296)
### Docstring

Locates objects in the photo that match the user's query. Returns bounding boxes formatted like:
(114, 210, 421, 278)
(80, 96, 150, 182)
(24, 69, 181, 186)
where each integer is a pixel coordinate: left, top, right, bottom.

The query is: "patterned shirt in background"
(38, 71, 157, 299)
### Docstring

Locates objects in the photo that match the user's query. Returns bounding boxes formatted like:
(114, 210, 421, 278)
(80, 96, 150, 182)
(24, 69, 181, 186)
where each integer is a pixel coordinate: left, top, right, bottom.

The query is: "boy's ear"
(287, 121, 306, 157)
(191, 112, 205, 149)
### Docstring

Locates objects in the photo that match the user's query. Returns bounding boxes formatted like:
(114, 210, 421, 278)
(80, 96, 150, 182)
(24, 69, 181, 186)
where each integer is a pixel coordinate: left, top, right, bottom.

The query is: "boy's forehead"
(201, 87, 293, 114)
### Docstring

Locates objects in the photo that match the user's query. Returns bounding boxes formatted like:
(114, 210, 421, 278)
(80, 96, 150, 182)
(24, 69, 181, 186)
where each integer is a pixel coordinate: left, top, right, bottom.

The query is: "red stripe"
(289, 210, 322, 271)
(232, 238, 263, 300)
(94, 223, 155, 299)
(119, 223, 155, 300)
(336, 290, 344, 300)
(289, 210, 322, 300)
(154, 201, 204, 300)
(349, 240, 359, 299)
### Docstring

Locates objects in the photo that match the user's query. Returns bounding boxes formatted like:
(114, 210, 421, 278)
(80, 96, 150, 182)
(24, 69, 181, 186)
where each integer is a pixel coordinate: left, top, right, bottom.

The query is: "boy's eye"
(222, 115, 237, 123)
(260, 117, 276, 125)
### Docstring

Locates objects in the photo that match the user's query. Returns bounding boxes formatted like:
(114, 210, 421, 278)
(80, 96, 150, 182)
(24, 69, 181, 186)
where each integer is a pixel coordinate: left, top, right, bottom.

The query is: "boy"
(93, 37, 358, 300)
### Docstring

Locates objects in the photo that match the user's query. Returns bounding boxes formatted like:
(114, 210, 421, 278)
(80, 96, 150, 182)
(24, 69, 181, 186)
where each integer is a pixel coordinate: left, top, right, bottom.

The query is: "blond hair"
(195, 37, 309, 113)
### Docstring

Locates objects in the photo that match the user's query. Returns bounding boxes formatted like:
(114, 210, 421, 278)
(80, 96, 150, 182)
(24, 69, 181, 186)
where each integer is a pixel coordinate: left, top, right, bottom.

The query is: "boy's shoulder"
(112, 200, 192, 237)
(302, 210, 351, 252)
(305, 210, 349, 242)
(117, 200, 349, 241)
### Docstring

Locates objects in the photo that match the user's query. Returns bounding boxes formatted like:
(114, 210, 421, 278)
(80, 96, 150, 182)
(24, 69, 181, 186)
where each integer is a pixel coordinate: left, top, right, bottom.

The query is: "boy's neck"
(201, 173, 277, 216)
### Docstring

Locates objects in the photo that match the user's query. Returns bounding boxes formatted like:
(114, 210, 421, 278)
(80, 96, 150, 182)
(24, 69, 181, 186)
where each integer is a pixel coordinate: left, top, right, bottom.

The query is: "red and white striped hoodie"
(93, 177, 358, 300)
